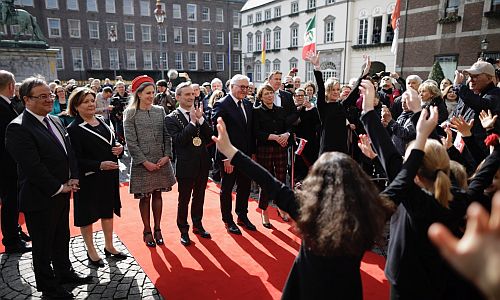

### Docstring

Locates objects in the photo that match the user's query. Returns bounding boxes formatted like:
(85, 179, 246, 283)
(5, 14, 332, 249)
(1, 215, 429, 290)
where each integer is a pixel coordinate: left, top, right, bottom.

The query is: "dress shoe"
(103, 247, 128, 260)
(87, 253, 105, 268)
(5, 240, 32, 254)
(237, 217, 257, 231)
(143, 232, 156, 247)
(261, 211, 272, 229)
(153, 229, 164, 246)
(225, 222, 242, 235)
(58, 271, 93, 285)
(193, 226, 212, 239)
(42, 286, 74, 299)
(180, 233, 191, 246)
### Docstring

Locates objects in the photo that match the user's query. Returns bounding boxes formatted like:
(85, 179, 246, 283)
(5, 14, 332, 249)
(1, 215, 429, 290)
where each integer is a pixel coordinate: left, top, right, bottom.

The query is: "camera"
(284, 83, 294, 89)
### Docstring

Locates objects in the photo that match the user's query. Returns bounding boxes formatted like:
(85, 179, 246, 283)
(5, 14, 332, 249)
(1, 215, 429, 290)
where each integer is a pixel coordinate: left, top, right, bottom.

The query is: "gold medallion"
(192, 137, 202, 147)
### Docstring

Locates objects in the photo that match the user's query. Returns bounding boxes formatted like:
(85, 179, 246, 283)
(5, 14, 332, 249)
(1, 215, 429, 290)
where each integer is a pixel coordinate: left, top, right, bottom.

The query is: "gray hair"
(211, 78, 222, 87)
(406, 75, 423, 83)
(175, 81, 192, 96)
(229, 74, 250, 86)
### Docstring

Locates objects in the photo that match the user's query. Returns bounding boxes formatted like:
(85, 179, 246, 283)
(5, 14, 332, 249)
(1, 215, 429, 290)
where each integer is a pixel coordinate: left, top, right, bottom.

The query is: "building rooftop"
(241, 0, 274, 12)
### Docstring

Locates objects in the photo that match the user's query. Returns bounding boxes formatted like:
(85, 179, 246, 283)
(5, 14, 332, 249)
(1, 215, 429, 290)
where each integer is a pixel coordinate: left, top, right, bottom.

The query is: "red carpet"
(1, 181, 389, 299)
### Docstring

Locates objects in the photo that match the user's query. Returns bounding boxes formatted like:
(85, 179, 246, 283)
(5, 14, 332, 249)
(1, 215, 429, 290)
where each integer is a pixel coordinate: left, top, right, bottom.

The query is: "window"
(143, 50, 153, 70)
(305, 62, 313, 81)
(90, 49, 102, 69)
(71, 48, 84, 71)
(216, 53, 224, 71)
(87, 0, 97, 12)
(188, 28, 197, 44)
(265, 60, 271, 77)
(106, 22, 118, 41)
(358, 19, 368, 45)
(273, 59, 280, 72)
(140, 1, 150, 16)
(247, 14, 253, 25)
(106, 0, 115, 13)
(372, 16, 382, 44)
(233, 11, 241, 28)
(141, 25, 151, 41)
(46, 0, 58, 9)
(47, 18, 61, 37)
(324, 17, 335, 43)
(160, 51, 168, 69)
(67, 0, 78, 10)
(386, 14, 394, 43)
(14, 0, 34, 5)
(109, 48, 119, 70)
(255, 31, 261, 51)
(290, 25, 298, 47)
(274, 6, 281, 18)
(124, 23, 135, 41)
(291, 2, 299, 14)
(173, 4, 181, 19)
(307, 0, 316, 9)
(123, 0, 134, 15)
(188, 51, 198, 70)
(175, 52, 183, 69)
(88, 21, 99, 39)
(202, 29, 210, 44)
(446, 0, 459, 16)
(326, 0, 335, 4)
(492, 0, 500, 11)
(203, 52, 211, 70)
(233, 54, 241, 71)
(273, 28, 281, 49)
(264, 9, 271, 20)
(68, 19, 81, 38)
(321, 62, 337, 80)
(54, 47, 64, 70)
(255, 62, 262, 81)
(159, 27, 167, 42)
(247, 33, 253, 52)
(256, 12, 262, 22)
(126, 49, 137, 69)
(174, 27, 182, 43)
(187, 4, 197, 21)
(233, 31, 240, 50)
(289, 57, 298, 70)
(216, 8, 224, 22)
(202, 7, 210, 21)
(216, 31, 224, 45)
(265, 29, 271, 50)
(435, 55, 458, 81)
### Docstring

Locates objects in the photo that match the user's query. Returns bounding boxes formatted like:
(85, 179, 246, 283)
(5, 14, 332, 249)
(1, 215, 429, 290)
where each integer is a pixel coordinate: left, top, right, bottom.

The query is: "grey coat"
(123, 105, 176, 194)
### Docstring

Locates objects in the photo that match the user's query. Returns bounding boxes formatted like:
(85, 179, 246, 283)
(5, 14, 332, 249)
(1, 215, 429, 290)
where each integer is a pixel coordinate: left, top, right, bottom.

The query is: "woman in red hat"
(123, 75, 176, 247)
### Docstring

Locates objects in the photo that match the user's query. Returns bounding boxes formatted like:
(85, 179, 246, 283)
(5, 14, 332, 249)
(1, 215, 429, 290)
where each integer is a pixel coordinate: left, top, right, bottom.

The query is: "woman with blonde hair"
(418, 81, 449, 124)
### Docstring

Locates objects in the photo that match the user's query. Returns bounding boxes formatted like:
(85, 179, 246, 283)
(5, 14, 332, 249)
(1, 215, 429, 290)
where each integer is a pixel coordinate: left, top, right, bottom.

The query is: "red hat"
(131, 75, 155, 93)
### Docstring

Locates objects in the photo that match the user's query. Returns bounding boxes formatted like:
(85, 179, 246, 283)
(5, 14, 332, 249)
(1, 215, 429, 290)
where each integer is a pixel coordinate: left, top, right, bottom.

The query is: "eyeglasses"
(295, 94, 305, 97)
(56, 90, 65, 93)
(234, 84, 249, 90)
(29, 93, 55, 101)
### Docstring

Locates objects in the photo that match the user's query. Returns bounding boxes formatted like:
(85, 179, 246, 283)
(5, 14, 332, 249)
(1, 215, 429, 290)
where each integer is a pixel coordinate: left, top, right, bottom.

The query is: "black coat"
(0, 96, 19, 185)
(67, 115, 121, 226)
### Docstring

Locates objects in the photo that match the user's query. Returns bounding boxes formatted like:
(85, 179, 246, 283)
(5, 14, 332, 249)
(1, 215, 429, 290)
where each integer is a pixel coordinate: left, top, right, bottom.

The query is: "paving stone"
(114, 290, 129, 299)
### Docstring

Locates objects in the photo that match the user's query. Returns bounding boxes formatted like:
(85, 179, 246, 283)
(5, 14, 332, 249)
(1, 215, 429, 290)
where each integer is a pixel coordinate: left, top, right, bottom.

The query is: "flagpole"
(228, 31, 232, 79)
(400, 0, 409, 77)
(343, 1, 349, 83)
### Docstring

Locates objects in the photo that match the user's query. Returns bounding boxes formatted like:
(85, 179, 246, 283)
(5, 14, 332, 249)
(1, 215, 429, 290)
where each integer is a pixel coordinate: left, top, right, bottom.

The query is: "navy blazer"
(212, 94, 255, 160)
(5, 112, 78, 213)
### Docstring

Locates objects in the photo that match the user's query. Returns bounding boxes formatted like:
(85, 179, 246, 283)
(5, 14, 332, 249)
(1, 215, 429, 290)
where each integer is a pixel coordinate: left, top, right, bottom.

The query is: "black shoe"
(153, 229, 164, 246)
(143, 232, 156, 248)
(5, 240, 32, 254)
(237, 217, 257, 231)
(58, 271, 93, 285)
(180, 233, 191, 246)
(225, 222, 242, 235)
(87, 253, 104, 268)
(103, 248, 128, 260)
(42, 286, 74, 299)
(19, 229, 32, 242)
(193, 227, 212, 239)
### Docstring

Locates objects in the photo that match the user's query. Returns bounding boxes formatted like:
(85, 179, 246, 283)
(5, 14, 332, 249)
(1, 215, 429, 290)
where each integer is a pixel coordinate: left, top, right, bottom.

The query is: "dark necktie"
(238, 100, 247, 123)
(186, 111, 191, 122)
(43, 117, 64, 149)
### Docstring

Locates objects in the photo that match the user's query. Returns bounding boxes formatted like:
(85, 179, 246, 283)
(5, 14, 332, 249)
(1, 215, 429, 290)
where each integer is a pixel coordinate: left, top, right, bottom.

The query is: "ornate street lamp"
(154, 0, 166, 79)
(108, 25, 118, 80)
(480, 38, 489, 59)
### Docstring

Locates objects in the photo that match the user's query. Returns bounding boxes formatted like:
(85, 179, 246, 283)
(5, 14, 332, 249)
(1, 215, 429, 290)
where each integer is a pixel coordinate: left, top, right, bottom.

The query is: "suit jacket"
(5, 112, 78, 213)
(0, 96, 18, 185)
(212, 94, 255, 160)
(165, 109, 212, 178)
(278, 90, 300, 126)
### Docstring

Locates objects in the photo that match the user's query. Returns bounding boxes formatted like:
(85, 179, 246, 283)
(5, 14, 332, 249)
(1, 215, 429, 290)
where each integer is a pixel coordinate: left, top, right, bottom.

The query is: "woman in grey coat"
(124, 75, 176, 247)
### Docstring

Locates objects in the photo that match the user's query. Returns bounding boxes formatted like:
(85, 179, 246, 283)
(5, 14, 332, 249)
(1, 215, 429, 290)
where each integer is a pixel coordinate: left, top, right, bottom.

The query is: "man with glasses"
(0, 70, 32, 254)
(212, 74, 256, 235)
(5, 77, 92, 299)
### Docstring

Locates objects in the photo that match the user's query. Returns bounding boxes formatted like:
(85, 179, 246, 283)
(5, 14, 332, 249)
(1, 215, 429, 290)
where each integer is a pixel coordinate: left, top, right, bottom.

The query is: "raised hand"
(212, 117, 238, 161)
(450, 115, 473, 137)
(189, 108, 197, 124)
(357, 134, 377, 160)
(479, 109, 497, 130)
(416, 106, 438, 139)
(405, 90, 421, 113)
(441, 125, 453, 149)
(362, 54, 371, 76)
(454, 70, 465, 86)
(359, 79, 376, 113)
(195, 102, 204, 120)
(306, 51, 320, 68)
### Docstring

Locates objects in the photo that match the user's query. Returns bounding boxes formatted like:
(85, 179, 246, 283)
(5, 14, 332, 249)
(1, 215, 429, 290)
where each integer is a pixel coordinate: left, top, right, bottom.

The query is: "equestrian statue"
(0, 0, 46, 42)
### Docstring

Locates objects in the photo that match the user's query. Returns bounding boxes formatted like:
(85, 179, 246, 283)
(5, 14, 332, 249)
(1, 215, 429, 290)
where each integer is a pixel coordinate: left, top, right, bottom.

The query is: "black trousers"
(24, 194, 72, 292)
(219, 164, 251, 223)
(0, 179, 20, 247)
(176, 170, 209, 233)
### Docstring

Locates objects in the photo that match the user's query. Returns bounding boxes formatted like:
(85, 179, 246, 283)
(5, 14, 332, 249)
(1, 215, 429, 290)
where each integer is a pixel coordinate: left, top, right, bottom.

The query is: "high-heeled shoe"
(153, 229, 164, 246)
(87, 253, 105, 268)
(277, 209, 289, 222)
(143, 231, 156, 247)
(104, 247, 128, 260)
(261, 210, 272, 229)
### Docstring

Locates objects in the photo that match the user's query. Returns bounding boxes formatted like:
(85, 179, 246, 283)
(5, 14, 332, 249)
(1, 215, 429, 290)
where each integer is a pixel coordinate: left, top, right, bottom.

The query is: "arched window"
(324, 15, 335, 43)
(247, 33, 253, 52)
(321, 62, 338, 81)
(290, 23, 299, 47)
(273, 59, 281, 71)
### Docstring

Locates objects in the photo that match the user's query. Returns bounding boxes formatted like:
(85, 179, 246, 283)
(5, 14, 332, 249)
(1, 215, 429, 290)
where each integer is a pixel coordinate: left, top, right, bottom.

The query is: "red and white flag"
(454, 132, 465, 153)
(295, 138, 308, 155)
(302, 16, 316, 60)
(390, 0, 401, 55)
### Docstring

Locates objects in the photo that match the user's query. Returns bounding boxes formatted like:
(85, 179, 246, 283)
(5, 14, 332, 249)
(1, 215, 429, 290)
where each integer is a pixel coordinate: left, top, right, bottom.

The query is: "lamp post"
(480, 38, 489, 59)
(154, 0, 166, 80)
(108, 25, 118, 80)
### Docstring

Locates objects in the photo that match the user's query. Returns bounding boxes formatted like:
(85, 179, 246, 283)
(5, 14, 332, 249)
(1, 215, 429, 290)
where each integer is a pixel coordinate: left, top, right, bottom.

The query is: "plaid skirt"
(256, 143, 288, 206)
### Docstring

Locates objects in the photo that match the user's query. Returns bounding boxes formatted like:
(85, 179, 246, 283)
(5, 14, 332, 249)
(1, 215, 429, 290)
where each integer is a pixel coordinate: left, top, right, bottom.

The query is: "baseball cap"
(463, 61, 495, 77)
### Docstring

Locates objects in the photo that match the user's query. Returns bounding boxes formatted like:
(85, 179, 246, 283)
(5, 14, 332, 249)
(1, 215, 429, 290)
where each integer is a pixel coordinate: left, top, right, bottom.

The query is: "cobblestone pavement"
(0, 231, 162, 299)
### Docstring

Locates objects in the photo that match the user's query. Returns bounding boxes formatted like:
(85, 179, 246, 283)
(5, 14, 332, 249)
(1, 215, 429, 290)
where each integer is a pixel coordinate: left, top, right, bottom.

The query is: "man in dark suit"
(0, 70, 31, 254)
(212, 74, 256, 235)
(165, 82, 212, 246)
(5, 77, 92, 299)
(268, 70, 300, 126)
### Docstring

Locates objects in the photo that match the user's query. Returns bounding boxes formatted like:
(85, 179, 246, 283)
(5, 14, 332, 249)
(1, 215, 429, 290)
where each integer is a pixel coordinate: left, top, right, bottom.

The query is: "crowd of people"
(0, 53, 500, 299)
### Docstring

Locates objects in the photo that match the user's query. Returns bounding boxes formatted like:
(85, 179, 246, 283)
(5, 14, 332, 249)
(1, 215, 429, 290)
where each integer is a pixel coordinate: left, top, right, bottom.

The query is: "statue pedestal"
(0, 46, 58, 81)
